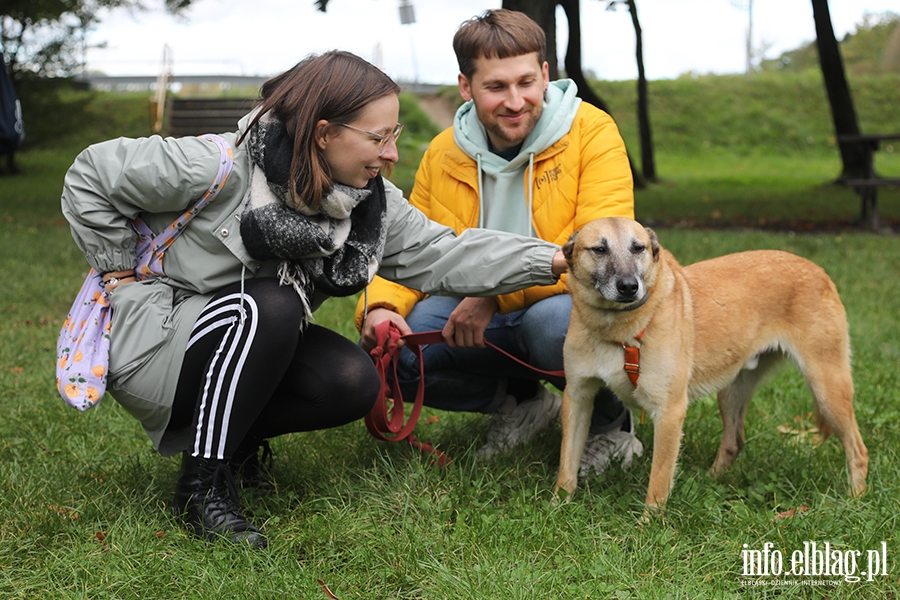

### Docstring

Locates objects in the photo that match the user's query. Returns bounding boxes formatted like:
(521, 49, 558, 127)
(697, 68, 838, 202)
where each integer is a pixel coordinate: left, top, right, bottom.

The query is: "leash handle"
(365, 321, 416, 440)
(365, 321, 451, 466)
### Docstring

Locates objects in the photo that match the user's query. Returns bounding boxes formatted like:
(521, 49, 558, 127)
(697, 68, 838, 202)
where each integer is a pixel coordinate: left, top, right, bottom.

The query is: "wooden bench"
(837, 133, 900, 230)
(165, 98, 257, 138)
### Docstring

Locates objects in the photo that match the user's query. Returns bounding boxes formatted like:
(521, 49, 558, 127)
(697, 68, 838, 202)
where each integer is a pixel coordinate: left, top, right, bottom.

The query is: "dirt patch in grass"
(644, 215, 899, 235)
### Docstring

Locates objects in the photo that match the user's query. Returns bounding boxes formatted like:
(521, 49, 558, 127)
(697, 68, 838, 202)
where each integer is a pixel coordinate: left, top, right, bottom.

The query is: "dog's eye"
(590, 246, 608, 255)
(632, 244, 646, 254)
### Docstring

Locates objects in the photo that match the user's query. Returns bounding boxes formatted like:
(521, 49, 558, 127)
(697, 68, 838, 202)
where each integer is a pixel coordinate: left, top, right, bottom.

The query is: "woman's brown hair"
(453, 9, 546, 81)
(240, 50, 400, 210)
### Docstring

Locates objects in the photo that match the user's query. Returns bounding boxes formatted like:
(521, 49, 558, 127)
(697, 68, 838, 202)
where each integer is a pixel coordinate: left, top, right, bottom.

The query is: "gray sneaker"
(476, 385, 562, 459)
(579, 411, 644, 477)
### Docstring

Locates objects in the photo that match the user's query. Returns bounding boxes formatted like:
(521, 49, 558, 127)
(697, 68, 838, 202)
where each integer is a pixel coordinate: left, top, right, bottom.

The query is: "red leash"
(365, 323, 452, 467)
(365, 322, 565, 467)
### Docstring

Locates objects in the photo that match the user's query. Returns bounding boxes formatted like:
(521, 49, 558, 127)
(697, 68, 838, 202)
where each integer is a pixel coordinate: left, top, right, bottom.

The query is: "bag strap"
(365, 322, 566, 466)
(135, 134, 234, 279)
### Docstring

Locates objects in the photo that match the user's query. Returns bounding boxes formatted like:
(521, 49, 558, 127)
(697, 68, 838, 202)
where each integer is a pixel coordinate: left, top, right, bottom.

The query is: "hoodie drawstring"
(476, 153, 485, 229)
(527, 153, 535, 238)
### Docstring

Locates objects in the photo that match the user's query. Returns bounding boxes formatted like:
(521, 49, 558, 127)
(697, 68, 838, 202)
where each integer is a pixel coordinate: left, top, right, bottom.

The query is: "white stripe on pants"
(185, 293, 259, 460)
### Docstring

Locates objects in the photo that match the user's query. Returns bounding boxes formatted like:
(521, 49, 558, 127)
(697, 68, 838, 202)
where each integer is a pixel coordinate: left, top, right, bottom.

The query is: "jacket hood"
(237, 106, 263, 138)
(453, 79, 582, 173)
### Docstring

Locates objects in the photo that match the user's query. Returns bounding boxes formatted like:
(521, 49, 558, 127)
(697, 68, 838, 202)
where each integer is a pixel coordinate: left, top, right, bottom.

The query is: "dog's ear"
(562, 230, 578, 262)
(644, 227, 660, 262)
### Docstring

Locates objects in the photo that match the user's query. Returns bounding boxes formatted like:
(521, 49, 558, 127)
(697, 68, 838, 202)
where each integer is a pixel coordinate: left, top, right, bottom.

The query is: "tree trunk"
(556, 0, 645, 188)
(810, 0, 867, 178)
(627, 0, 656, 182)
(502, 0, 560, 79)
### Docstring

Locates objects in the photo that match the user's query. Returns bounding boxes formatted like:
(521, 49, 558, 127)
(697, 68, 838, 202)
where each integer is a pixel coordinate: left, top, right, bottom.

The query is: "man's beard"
(484, 105, 542, 150)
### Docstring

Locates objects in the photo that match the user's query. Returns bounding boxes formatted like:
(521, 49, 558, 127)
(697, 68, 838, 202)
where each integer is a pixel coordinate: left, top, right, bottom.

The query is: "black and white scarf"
(240, 112, 388, 321)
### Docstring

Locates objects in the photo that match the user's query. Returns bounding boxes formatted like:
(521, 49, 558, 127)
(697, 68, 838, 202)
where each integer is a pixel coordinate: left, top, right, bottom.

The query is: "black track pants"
(169, 278, 380, 460)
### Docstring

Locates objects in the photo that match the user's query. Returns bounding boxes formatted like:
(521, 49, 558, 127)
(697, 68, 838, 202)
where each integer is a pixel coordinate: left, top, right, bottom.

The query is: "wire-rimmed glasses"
(339, 123, 404, 156)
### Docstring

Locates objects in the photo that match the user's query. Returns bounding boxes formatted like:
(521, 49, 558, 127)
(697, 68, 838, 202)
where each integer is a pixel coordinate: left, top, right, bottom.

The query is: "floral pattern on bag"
(55, 269, 110, 410)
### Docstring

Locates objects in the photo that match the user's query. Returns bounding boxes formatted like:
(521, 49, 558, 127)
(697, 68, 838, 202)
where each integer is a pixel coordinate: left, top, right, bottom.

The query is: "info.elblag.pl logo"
(741, 541, 889, 584)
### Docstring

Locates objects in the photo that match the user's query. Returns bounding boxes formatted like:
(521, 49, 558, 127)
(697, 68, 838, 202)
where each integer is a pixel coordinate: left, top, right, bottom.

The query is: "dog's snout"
(617, 276, 640, 299)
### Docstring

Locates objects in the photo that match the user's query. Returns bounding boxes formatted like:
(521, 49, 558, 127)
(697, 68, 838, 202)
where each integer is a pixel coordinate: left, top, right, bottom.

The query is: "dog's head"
(563, 217, 660, 308)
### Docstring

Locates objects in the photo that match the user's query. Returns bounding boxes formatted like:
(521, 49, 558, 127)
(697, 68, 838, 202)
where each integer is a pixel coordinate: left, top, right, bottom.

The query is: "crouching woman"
(60, 50, 565, 548)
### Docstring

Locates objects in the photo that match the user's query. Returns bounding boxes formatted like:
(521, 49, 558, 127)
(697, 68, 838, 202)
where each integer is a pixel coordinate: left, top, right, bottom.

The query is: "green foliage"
(842, 12, 900, 74)
(15, 80, 153, 149)
(0, 0, 189, 78)
(759, 11, 900, 76)
(391, 92, 443, 194)
(11, 86, 435, 197)
(592, 71, 900, 158)
(1, 0, 131, 77)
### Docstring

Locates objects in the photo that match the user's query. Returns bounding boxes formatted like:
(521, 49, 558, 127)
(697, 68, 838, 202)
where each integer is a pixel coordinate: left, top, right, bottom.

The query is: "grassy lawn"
(636, 152, 900, 231)
(1, 83, 898, 597)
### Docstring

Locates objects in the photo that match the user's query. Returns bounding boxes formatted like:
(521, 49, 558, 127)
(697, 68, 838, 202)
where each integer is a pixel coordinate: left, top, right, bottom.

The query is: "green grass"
(637, 152, 900, 230)
(1, 80, 899, 597)
(591, 72, 900, 157)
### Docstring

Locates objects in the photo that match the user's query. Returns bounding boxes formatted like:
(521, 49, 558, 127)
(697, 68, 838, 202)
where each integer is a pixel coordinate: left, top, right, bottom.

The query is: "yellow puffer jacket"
(355, 101, 634, 330)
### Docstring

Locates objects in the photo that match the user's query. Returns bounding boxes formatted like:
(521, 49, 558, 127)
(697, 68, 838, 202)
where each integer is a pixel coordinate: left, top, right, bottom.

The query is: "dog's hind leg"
(710, 351, 784, 476)
(800, 354, 868, 497)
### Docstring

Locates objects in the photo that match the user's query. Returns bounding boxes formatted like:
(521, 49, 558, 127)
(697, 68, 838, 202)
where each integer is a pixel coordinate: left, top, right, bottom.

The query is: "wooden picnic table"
(837, 133, 900, 230)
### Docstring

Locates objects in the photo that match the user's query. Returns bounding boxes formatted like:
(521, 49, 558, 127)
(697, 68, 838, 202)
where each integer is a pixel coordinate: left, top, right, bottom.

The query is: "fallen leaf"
(773, 506, 808, 521)
(776, 422, 822, 447)
(318, 580, 340, 599)
(776, 424, 800, 435)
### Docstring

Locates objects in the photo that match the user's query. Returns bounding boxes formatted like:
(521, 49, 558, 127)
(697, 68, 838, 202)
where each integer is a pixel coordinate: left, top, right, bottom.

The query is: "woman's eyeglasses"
(339, 123, 404, 156)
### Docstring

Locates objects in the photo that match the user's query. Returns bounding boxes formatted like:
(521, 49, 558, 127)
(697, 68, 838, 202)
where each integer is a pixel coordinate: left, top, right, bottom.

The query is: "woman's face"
(317, 94, 401, 189)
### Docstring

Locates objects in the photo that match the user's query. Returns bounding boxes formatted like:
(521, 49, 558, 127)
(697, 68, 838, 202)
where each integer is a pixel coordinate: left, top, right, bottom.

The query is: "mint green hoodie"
(452, 79, 582, 236)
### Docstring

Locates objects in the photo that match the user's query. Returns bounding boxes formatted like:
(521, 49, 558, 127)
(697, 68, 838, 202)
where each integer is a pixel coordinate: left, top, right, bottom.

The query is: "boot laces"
(204, 462, 247, 525)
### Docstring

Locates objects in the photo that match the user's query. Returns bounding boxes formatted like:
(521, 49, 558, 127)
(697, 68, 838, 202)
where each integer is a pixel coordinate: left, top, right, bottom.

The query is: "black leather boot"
(173, 453, 268, 549)
(229, 438, 274, 494)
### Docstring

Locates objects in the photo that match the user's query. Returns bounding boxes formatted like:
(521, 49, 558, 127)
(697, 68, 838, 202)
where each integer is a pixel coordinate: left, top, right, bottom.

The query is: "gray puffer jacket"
(61, 119, 560, 455)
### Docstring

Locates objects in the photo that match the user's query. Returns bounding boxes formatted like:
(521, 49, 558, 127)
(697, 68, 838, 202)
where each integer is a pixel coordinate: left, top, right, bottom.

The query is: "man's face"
(458, 52, 550, 153)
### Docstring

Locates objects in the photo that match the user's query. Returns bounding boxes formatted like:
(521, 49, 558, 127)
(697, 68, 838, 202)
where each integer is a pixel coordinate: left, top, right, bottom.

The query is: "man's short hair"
(453, 9, 547, 80)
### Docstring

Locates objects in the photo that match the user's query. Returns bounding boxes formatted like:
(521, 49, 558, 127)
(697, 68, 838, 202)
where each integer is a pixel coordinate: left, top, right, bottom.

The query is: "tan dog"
(555, 217, 868, 509)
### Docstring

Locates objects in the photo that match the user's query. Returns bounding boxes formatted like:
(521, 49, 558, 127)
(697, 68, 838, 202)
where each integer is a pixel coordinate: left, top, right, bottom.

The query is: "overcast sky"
(84, 0, 898, 83)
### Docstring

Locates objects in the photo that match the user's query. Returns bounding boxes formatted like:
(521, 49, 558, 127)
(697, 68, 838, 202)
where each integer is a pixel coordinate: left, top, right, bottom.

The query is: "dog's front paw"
(638, 502, 665, 526)
(551, 486, 575, 506)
